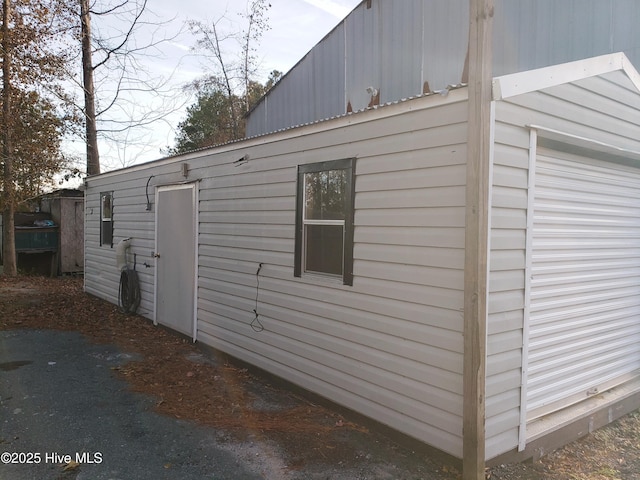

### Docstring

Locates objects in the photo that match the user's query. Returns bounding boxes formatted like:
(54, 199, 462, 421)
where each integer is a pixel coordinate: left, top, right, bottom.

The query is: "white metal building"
(246, 0, 640, 137)
(84, 53, 640, 462)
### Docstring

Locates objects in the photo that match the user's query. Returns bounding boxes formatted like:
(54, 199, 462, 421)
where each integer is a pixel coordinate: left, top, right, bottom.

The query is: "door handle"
(152, 252, 161, 258)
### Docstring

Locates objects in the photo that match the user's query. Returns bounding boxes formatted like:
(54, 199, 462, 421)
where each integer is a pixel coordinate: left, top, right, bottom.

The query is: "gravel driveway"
(2, 276, 640, 480)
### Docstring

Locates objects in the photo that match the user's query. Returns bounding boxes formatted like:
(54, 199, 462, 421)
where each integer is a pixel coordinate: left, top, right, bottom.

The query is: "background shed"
(39, 189, 85, 275)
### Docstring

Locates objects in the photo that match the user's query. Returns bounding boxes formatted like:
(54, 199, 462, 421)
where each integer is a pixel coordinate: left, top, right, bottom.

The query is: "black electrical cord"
(118, 254, 141, 314)
(251, 263, 264, 332)
(145, 175, 155, 211)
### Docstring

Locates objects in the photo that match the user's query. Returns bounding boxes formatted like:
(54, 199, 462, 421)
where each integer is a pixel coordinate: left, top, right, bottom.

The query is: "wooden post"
(464, 0, 493, 479)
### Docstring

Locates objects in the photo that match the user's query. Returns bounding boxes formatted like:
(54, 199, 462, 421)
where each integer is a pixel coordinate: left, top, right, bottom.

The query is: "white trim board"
(492, 53, 640, 101)
(530, 125, 640, 165)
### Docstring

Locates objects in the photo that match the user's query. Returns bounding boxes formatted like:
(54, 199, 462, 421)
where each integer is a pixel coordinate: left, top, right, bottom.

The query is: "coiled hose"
(118, 266, 141, 314)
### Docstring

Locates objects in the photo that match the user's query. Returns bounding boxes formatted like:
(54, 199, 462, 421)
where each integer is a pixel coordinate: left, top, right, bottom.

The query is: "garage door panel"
(532, 267, 640, 288)
(535, 196, 640, 216)
(534, 259, 639, 275)
(535, 232, 640, 246)
(527, 358, 640, 417)
(534, 214, 639, 226)
(530, 330, 640, 364)
(530, 307, 640, 336)
(529, 349, 640, 391)
(529, 298, 640, 331)
(531, 284, 639, 312)
(527, 149, 640, 421)
(535, 188, 640, 207)
(533, 249, 640, 264)
(537, 153, 640, 189)
(532, 274, 639, 292)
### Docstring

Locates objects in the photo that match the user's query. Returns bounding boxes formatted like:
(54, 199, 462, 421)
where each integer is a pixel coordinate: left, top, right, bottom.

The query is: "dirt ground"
(1, 275, 639, 479)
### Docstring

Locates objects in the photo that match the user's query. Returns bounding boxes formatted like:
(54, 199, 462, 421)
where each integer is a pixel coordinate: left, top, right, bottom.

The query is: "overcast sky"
(76, 0, 362, 173)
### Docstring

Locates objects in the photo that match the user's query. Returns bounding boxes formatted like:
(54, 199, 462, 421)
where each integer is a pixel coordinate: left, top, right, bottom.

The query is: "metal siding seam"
(344, 18, 347, 114)
(485, 100, 496, 456)
(192, 184, 199, 342)
(420, 0, 425, 92)
(609, 0, 614, 54)
(153, 185, 159, 326)
(518, 127, 537, 451)
(83, 184, 88, 293)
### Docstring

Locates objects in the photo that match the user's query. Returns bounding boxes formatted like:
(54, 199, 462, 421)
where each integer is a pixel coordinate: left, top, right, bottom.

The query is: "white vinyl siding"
(197, 94, 468, 457)
(488, 67, 640, 459)
(527, 150, 640, 420)
(85, 91, 469, 458)
(84, 167, 181, 318)
(486, 122, 530, 459)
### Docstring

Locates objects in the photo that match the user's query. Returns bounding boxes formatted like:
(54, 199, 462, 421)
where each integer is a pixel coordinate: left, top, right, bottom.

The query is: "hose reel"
(116, 238, 141, 314)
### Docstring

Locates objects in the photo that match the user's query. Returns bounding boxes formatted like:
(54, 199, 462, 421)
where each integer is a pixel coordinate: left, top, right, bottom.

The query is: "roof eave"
(492, 52, 640, 100)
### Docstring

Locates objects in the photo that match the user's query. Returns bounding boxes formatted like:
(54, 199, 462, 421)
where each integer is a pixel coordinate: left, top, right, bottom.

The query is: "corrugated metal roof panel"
(422, 0, 468, 93)
(313, 21, 346, 122)
(246, 0, 640, 138)
(344, 1, 380, 112)
(378, 0, 424, 103)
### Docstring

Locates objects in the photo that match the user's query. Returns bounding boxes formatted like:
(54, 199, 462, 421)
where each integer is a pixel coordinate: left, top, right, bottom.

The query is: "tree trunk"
(81, 0, 100, 175)
(2, 0, 17, 276)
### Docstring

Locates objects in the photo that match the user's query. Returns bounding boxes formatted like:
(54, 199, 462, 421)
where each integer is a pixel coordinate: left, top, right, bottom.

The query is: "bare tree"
(240, 0, 270, 113)
(77, 0, 185, 175)
(81, 0, 99, 175)
(188, 0, 271, 141)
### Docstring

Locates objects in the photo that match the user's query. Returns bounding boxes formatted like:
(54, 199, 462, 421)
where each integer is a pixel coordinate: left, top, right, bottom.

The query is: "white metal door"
(527, 149, 640, 420)
(155, 184, 197, 338)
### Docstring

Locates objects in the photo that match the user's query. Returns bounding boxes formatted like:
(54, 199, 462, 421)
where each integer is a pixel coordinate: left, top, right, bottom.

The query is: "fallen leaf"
(63, 461, 80, 471)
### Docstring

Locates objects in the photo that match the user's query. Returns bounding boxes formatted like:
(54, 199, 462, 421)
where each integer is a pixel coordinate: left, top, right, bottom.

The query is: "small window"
(295, 158, 355, 285)
(100, 192, 113, 247)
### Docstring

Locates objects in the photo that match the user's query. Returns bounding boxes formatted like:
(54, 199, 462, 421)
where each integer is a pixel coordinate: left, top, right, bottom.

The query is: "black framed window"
(295, 158, 355, 285)
(100, 192, 113, 247)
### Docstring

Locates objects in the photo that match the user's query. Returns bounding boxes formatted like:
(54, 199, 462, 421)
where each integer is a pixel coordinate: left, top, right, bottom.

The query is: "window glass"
(101, 194, 112, 220)
(100, 192, 113, 247)
(305, 224, 344, 275)
(295, 158, 355, 285)
(304, 170, 347, 220)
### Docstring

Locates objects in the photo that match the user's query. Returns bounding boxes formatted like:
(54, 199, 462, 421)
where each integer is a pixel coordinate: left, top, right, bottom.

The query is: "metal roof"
(247, 0, 640, 137)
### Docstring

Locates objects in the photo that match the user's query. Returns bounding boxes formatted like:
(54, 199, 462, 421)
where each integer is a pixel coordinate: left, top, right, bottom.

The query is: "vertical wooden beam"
(464, 0, 493, 479)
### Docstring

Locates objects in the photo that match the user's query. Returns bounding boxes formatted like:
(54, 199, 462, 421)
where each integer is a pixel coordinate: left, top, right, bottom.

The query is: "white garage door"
(527, 148, 640, 420)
